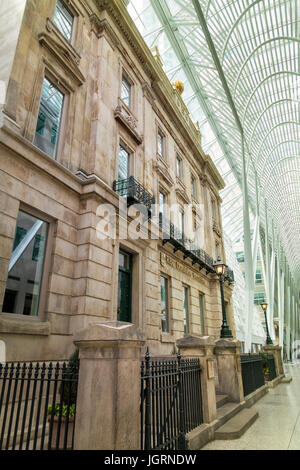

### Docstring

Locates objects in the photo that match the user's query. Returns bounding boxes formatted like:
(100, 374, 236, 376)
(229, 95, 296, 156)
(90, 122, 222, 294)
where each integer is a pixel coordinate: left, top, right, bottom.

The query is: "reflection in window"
(158, 131, 164, 157)
(118, 145, 130, 196)
(199, 293, 205, 335)
(179, 210, 184, 240)
(176, 156, 181, 179)
(34, 78, 64, 159)
(236, 251, 245, 263)
(53, 0, 74, 42)
(255, 269, 262, 284)
(2, 211, 48, 317)
(160, 276, 169, 333)
(121, 75, 131, 108)
(183, 286, 189, 334)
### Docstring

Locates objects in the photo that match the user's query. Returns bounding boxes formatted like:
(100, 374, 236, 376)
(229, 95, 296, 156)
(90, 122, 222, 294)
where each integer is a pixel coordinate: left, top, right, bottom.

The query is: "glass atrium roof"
(127, 0, 300, 281)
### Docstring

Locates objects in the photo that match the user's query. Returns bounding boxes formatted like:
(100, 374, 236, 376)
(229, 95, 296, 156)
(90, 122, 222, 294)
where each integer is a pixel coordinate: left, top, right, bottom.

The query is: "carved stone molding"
(38, 30, 85, 86)
(114, 105, 143, 145)
(89, 15, 121, 50)
(155, 159, 174, 187)
(212, 219, 222, 238)
(142, 82, 156, 106)
(175, 187, 191, 205)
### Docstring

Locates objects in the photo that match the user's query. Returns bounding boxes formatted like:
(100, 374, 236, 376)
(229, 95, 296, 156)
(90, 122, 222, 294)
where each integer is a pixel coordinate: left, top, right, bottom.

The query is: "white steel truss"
(127, 0, 300, 354)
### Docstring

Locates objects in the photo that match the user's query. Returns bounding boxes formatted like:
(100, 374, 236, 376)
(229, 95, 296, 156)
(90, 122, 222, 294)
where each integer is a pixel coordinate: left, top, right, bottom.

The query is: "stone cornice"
(95, 0, 225, 191)
(89, 15, 121, 50)
(38, 31, 85, 86)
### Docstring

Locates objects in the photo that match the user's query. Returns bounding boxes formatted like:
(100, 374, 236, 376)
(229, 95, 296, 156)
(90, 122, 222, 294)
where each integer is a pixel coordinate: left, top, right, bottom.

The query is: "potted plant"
(263, 366, 270, 381)
(260, 352, 270, 381)
(47, 349, 79, 450)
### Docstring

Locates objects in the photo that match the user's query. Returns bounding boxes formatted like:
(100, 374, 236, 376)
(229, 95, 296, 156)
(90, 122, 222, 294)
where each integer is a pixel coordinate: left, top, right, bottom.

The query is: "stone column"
(214, 339, 244, 403)
(73, 321, 145, 450)
(177, 335, 217, 424)
(262, 344, 284, 377)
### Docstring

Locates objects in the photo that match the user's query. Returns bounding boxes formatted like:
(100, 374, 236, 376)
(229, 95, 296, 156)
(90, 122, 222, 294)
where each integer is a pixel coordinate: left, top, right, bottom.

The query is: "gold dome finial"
(173, 80, 184, 95)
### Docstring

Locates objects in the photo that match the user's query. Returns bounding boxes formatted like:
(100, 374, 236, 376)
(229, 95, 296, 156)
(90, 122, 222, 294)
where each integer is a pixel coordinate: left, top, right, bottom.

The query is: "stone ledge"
(0, 315, 51, 336)
(265, 374, 285, 388)
(244, 384, 268, 408)
(214, 408, 259, 440)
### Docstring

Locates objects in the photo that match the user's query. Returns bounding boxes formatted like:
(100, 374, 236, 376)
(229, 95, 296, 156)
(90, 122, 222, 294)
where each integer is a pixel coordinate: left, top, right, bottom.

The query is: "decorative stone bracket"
(114, 104, 143, 145)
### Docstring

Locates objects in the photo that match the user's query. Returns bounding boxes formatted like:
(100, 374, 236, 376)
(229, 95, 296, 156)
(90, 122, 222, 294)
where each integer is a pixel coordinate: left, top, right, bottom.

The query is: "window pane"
(191, 177, 195, 196)
(53, 0, 74, 41)
(199, 293, 205, 335)
(183, 286, 189, 334)
(118, 146, 130, 196)
(176, 157, 181, 178)
(236, 251, 245, 262)
(159, 192, 166, 215)
(179, 210, 184, 239)
(34, 78, 64, 159)
(121, 76, 131, 107)
(3, 211, 48, 317)
(158, 132, 163, 157)
(161, 276, 169, 333)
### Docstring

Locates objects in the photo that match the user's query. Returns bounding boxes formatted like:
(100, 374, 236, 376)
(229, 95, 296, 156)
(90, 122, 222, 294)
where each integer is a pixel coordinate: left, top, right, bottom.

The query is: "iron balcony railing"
(159, 215, 217, 275)
(113, 176, 155, 214)
(224, 267, 235, 285)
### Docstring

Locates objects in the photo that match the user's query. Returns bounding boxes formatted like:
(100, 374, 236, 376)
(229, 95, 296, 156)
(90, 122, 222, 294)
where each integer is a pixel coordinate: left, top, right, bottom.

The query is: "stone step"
(281, 375, 292, 383)
(215, 408, 259, 440)
(216, 394, 229, 409)
(216, 401, 244, 429)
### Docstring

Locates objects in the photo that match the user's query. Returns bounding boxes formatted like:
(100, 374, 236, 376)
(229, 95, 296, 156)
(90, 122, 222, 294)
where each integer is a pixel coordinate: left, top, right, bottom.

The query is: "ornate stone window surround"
(119, 62, 138, 117)
(0, 203, 55, 335)
(25, 61, 72, 163)
(116, 134, 136, 181)
(115, 241, 143, 329)
(160, 272, 175, 342)
(115, 61, 143, 144)
(156, 120, 168, 163)
(50, 0, 82, 47)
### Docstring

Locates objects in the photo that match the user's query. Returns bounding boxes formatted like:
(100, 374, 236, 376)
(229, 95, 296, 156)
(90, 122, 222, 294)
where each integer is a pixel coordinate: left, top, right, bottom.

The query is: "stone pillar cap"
(177, 335, 216, 348)
(74, 321, 145, 344)
(262, 344, 281, 350)
(215, 338, 241, 349)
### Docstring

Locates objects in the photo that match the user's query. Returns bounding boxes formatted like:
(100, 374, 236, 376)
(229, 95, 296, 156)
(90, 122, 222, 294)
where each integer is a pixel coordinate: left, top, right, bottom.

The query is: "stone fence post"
(176, 335, 217, 424)
(73, 321, 145, 450)
(214, 339, 244, 403)
(262, 344, 284, 377)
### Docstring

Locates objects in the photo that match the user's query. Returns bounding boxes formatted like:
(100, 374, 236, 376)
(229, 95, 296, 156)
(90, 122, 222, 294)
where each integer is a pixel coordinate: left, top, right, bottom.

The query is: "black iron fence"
(240, 353, 265, 397)
(0, 361, 79, 450)
(140, 350, 203, 450)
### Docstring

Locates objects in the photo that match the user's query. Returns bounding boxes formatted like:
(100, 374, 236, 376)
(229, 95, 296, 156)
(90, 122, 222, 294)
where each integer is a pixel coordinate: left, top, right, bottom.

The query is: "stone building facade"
(0, 0, 235, 361)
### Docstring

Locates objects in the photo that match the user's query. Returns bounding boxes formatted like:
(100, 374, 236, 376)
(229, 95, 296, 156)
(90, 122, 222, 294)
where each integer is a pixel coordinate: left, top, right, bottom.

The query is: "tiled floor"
(202, 362, 300, 450)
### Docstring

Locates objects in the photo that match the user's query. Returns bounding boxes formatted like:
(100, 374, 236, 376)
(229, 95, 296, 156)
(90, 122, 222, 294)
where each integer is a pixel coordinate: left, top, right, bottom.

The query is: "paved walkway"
(202, 362, 300, 450)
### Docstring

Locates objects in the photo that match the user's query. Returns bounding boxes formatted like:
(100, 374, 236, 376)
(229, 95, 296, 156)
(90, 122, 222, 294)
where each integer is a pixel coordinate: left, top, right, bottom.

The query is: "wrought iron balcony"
(159, 214, 235, 280)
(224, 266, 235, 285)
(159, 215, 216, 274)
(113, 176, 155, 215)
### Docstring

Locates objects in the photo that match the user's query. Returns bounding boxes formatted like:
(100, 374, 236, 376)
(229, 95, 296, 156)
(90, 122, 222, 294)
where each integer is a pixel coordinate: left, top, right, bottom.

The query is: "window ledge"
(161, 332, 176, 343)
(0, 314, 51, 336)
